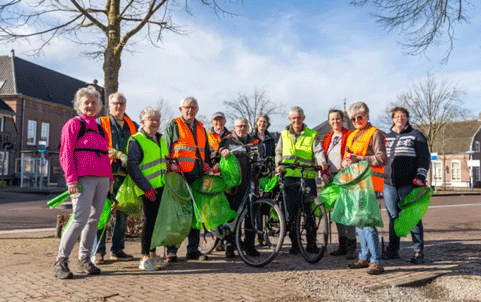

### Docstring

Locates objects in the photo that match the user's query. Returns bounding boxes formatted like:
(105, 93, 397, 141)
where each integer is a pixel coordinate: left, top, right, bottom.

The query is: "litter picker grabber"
(91, 192, 118, 264)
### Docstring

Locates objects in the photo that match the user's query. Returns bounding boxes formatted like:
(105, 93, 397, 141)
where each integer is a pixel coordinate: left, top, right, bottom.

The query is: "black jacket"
(384, 123, 431, 187)
(250, 130, 277, 159)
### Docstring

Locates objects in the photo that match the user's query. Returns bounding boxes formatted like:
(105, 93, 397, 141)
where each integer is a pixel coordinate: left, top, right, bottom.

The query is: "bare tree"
(223, 87, 286, 130)
(380, 73, 468, 149)
(0, 0, 236, 108)
(352, 0, 474, 62)
(155, 98, 174, 132)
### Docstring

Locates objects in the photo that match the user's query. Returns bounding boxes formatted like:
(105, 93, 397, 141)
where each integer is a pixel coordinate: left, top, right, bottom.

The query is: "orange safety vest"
(207, 129, 231, 152)
(345, 125, 385, 193)
(100, 115, 137, 162)
(323, 127, 352, 160)
(171, 117, 206, 173)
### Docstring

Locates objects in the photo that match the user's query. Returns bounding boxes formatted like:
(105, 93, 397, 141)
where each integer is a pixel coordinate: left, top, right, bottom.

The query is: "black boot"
(330, 236, 347, 256)
(345, 238, 357, 260)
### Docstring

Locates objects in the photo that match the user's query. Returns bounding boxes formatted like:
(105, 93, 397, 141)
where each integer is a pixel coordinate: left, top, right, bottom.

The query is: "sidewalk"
(0, 227, 479, 302)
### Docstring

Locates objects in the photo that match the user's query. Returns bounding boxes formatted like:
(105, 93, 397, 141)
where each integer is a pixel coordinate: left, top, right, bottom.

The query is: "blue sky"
(2, 0, 480, 131)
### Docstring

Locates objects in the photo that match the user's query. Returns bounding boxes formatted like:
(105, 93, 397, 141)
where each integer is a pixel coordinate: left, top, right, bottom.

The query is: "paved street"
(0, 190, 480, 301)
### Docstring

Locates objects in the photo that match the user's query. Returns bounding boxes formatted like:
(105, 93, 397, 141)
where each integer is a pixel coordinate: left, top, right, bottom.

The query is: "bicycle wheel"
(295, 194, 328, 264)
(198, 229, 219, 255)
(234, 198, 285, 267)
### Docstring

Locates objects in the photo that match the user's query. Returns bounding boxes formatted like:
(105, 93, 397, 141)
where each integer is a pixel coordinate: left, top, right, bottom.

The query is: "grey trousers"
(57, 176, 109, 261)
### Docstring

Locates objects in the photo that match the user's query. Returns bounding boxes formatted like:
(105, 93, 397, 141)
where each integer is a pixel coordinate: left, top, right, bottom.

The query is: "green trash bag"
(47, 185, 83, 208)
(394, 187, 433, 237)
(191, 175, 237, 230)
(151, 173, 193, 249)
(318, 182, 340, 212)
(220, 153, 242, 188)
(331, 161, 383, 228)
(98, 198, 113, 230)
(62, 213, 74, 237)
(259, 175, 279, 193)
(116, 176, 142, 215)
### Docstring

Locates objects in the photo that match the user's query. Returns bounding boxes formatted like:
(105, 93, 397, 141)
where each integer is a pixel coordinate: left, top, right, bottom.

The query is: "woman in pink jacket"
(54, 87, 113, 279)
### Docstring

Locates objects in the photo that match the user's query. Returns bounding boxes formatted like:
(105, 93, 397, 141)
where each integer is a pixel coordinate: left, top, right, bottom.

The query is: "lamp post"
(465, 150, 475, 191)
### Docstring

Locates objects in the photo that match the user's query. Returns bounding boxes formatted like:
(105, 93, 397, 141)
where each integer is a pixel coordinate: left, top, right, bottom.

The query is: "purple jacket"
(60, 114, 113, 185)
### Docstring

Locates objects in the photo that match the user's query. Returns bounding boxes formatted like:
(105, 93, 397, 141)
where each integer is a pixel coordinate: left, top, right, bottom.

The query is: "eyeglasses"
(351, 115, 364, 122)
(235, 124, 248, 128)
(111, 102, 126, 107)
(182, 106, 198, 110)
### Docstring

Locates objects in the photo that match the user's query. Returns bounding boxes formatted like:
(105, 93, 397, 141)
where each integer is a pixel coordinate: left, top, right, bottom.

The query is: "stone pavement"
(1, 225, 480, 302)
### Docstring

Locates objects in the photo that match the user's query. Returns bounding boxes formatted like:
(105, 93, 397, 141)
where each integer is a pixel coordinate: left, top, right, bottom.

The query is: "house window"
(474, 167, 480, 182)
(475, 141, 480, 153)
(27, 120, 37, 145)
(0, 116, 4, 132)
(39, 123, 50, 147)
(451, 161, 461, 181)
(433, 162, 442, 180)
(0, 151, 8, 175)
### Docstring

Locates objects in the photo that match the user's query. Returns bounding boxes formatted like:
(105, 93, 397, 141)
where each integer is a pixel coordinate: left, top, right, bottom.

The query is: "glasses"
(111, 102, 126, 107)
(351, 115, 364, 122)
(235, 124, 248, 128)
(182, 106, 198, 110)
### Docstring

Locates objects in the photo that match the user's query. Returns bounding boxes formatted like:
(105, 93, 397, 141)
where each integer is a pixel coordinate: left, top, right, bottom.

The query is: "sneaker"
(78, 258, 101, 275)
(366, 262, 385, 275)
(139, 258, 160, 271)
(95, 254, 105, 264)
(187, 251, 208, 261)
(167, 252, 178, 263)
(225, 245, 236, 258)
(348, 259, 370, 269)
(245, 248, 260, 257)
(410, 251, 424, 264)
(110, 251, 134, 261)
(382, 252, 400, 260)
(154, 256, 169, 268)
(53, 258, 74, 279)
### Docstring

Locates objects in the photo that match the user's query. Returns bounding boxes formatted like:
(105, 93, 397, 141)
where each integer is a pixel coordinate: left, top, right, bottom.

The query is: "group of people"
(53, 86, 430, 279)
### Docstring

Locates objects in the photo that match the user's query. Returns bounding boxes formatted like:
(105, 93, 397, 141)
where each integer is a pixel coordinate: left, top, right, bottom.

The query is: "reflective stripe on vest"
(281, 127, 318, 179)
(129, 132, 168, 196)
(345, 125, 385, 193)
(100, 115, 137, 163)
(170, 117, 206, 173)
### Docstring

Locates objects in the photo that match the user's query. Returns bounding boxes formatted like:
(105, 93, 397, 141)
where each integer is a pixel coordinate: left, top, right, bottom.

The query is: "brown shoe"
(110, 251, 134, 261)
(95, 254, 105, 264)
(348, 259, 370, 269)
(366, 262, 385, 275)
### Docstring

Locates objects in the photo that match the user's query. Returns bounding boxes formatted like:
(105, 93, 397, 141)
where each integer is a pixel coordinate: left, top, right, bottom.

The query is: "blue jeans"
(94, 210, 128, 255)
(357, 226, 382, 264)
(383, 183, 424, 253)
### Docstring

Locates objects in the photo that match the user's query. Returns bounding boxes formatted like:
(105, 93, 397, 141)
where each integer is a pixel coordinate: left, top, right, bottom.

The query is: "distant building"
(0, 50, 94, 187)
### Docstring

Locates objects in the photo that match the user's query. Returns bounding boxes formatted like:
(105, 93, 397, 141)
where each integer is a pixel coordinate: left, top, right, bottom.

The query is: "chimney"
(478, 112, 481, 122)
(10, 49, 15, 57)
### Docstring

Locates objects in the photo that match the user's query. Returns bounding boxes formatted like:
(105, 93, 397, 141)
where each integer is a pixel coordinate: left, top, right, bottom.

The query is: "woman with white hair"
(55, 87, 113, 279)
(127, 107, 169, 271)
(342, 102, 387, 275)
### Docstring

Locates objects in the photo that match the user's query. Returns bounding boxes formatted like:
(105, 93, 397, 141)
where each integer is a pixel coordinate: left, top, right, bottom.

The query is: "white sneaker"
(154, 256, 169, 268)
(139, 258, 160, 271)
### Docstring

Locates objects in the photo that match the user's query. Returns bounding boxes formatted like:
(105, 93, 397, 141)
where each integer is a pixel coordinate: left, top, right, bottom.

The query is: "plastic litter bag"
(98, 198, 113, 230)
(331, 161, 383, 227)
(394, 187, 433, 237)
(220, 153, 242, 188)
(191, 175, 237, 230)
(116, 176, 142, 215)
(259, 175, 279, 193)
(151, 173, 193, 249)
(318, 182, 340, 212)
(47, 185, 83, 208)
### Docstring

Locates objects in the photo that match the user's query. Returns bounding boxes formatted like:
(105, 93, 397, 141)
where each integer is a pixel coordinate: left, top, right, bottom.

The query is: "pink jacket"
(60, 114, 113, 185)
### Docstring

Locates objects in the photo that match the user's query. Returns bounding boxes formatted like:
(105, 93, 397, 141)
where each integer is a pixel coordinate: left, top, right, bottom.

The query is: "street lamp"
(465, 150, 475, 191)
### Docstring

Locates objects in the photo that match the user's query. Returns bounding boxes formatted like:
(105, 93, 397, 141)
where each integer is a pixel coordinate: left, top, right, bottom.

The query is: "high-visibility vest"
(345, 125, 385, 193)
(100, 115, 137, 162)
(207, 129, 231, 152)
(323, 127, 352, 160)
(171, 117, 206, 173)
(128, 132, 168, 196)
(281, 126, 318, 179)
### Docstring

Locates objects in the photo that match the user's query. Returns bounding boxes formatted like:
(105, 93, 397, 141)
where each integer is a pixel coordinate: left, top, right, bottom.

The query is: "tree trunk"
(103, 38, 121, 115)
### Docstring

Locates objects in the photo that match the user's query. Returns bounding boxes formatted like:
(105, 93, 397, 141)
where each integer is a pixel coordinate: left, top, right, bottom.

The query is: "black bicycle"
(199, 148, 286, 267)
(275, 162, 329, 263)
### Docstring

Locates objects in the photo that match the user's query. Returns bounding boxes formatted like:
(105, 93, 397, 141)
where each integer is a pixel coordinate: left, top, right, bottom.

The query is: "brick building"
(0, 50, 92, 187)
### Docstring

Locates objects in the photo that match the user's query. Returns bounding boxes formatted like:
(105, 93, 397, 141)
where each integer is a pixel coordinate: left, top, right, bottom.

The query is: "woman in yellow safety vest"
(342, 102, 387, 275)
(127, 107, 168, 271)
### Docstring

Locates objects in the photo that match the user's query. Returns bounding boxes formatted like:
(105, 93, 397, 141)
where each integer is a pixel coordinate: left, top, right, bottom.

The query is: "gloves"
(203, 162, 211, 173)
(119, 153, 128, 167)
(108, 147, 117, 159)
(145, 188, 156, 201)
(413, 178, 426, 187)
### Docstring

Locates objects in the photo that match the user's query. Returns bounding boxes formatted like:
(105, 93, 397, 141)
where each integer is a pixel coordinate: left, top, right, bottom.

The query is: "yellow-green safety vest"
(281, 127, 317, 179)
(129, 132, 168, 196)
